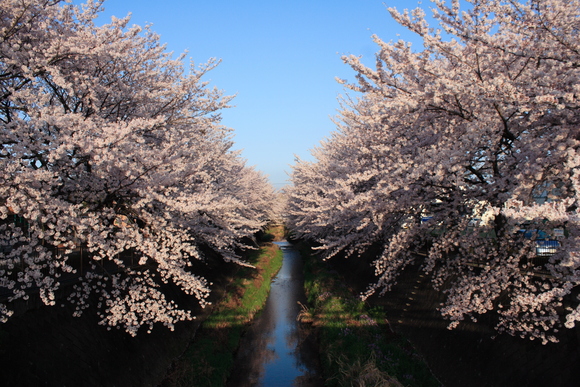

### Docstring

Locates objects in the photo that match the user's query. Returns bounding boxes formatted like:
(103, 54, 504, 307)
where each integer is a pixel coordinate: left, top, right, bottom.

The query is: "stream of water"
(226, 241, 323, 387)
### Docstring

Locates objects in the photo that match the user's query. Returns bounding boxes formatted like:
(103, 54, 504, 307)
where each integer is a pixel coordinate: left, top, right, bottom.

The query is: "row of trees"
(286, 0, 580, 344)
(0, 0, 276, 335)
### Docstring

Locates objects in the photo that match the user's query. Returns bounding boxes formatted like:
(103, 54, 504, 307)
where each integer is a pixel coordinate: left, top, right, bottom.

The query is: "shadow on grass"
(297, 242, 442, 387)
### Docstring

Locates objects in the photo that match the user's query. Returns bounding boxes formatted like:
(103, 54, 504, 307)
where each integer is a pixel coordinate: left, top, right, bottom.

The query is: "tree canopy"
(286, 0, 580, 344)
(0, 0, 276, 335)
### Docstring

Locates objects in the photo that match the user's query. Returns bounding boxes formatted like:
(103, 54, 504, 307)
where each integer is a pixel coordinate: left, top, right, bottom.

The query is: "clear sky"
(88, 0, 425, 189)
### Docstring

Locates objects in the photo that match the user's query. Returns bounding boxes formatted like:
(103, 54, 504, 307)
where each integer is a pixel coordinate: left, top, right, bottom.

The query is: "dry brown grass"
(330, 353, 404, 387)
(266, 224, 286, 241)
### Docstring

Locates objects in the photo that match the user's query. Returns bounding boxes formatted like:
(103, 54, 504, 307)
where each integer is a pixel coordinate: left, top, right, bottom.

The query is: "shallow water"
(226, 241, 323, 387)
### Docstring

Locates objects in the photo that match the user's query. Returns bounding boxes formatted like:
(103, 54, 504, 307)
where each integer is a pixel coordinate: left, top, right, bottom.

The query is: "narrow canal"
(226, 241, 323, 387)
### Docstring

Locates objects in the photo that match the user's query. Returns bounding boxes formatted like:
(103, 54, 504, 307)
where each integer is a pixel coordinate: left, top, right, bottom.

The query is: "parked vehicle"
(517, 228, 563, 257)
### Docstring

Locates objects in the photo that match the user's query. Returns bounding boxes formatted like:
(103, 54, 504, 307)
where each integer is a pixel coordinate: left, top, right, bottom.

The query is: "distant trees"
(286, 0, 580, 343)
(0, 0, 276, 335)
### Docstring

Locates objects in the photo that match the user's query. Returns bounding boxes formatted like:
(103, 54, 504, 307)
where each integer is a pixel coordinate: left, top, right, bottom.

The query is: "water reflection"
(227, 241, 322, 387)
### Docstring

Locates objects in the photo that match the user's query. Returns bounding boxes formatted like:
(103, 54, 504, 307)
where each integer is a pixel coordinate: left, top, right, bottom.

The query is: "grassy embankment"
(162, 225, 285, 387)
(296, 242, 441, 387)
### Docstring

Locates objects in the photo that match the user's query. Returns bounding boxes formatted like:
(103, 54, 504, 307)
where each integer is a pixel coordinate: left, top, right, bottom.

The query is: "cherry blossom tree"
(0, 0, 276, 335)
(287, 0, 580, 343)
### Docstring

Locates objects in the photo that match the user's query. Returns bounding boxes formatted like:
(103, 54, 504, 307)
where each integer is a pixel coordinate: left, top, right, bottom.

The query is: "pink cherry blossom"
(287, 0, 580, 344)
(0, 0, 276, 335)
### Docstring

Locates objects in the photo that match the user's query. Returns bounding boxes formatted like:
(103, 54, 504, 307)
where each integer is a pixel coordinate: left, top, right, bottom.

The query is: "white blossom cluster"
(0, 0, 276, 335)
(286, 0, 580, 344)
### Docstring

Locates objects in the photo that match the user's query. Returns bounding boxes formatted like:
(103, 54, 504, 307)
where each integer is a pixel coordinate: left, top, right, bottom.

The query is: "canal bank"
(296, 242, 441, 387)
(161, 227, 286, 387)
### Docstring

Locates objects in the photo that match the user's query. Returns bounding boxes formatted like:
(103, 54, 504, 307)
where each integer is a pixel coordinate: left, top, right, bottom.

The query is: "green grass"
(162, 226, 284, 387)
(297, 242, 441, 387)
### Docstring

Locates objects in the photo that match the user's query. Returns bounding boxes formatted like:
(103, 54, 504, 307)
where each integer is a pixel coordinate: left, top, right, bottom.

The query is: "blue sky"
(89, 0, 426, 189)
